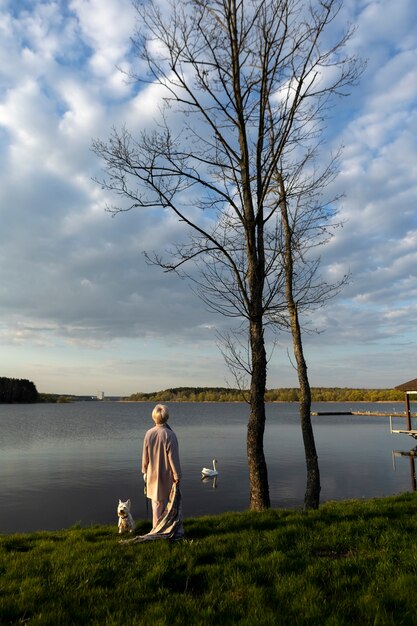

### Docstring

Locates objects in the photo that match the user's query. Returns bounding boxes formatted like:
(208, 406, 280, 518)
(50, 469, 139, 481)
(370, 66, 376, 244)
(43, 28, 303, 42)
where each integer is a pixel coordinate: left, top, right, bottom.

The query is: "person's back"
(142, 404, 181, 528)
(143, 422, 181, 502)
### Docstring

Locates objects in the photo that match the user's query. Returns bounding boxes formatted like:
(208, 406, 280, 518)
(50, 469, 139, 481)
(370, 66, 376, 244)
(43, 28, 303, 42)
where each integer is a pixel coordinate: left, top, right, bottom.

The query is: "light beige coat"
(141, 424, 181, 501)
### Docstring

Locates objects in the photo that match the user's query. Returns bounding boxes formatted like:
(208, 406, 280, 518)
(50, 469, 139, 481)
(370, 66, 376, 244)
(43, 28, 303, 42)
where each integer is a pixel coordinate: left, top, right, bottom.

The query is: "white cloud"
(0, 0, 416, 393)
(58, 79, 104, 138)
(69, 0, 136, 96)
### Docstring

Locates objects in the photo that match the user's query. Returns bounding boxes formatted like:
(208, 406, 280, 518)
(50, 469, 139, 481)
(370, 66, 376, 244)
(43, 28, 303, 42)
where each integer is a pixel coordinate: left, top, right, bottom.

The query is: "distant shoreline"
(120, 399, 404, 403)
(120, 399, 406, 404)
(123, 387, 406, 404)
(37, 388, 408, 404)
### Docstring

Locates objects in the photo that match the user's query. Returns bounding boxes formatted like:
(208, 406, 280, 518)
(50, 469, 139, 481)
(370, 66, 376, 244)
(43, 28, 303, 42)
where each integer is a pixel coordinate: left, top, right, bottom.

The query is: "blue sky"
(0, 0, 416, 395)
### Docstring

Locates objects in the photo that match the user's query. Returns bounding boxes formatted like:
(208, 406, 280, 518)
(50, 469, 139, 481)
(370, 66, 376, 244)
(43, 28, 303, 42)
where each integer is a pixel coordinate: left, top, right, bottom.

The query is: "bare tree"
(93, 0, 363, 510)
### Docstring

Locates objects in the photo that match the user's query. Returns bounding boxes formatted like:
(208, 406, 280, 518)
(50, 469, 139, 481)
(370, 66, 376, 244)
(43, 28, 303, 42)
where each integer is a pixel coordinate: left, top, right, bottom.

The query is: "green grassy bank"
(2, 493, 417, 625)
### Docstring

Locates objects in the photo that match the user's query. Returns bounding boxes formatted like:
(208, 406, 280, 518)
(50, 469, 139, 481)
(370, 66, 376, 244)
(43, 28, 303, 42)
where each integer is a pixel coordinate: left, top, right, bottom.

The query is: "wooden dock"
(390, 429, 417, 439)
(312, 411, 415, 417)
(312, 411, 353, 415)
(312, 411, 417, 440)
(389, 415, 417, 439)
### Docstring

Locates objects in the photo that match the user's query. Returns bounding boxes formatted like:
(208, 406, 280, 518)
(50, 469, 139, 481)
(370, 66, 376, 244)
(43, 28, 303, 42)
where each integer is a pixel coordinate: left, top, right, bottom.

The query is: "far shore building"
(97, 391, 105, 401)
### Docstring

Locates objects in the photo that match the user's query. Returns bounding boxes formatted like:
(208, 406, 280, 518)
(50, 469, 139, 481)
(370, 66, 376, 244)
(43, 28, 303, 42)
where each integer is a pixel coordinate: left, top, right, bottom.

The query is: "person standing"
(141, 404, 182, 529)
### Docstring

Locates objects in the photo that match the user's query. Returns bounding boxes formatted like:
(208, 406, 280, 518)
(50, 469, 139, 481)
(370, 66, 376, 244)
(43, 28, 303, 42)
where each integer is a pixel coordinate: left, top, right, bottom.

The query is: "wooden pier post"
(406, 392, 412, 431)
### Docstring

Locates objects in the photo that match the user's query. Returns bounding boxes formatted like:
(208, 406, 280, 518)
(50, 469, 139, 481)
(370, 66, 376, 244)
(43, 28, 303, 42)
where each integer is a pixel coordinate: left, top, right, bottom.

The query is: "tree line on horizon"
(0, 377, 38, 403)
(126, 387, 405, 403)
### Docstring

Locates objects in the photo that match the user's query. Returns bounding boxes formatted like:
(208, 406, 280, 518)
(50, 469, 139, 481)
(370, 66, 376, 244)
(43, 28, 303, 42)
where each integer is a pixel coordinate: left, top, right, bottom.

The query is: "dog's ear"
(118, 499, 122, 504)
(127, 499, 131, 506)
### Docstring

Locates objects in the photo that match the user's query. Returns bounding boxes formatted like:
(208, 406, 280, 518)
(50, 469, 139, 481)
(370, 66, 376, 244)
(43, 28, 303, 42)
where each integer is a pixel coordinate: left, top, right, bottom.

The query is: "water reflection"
(201, 475, 218, 489)
(392, 447, 417, 492)
(0, 401, 415, 533)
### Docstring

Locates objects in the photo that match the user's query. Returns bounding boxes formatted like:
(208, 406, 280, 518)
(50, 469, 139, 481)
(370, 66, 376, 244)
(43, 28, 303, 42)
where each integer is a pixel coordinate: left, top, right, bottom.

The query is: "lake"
(0, 401, 415, 534)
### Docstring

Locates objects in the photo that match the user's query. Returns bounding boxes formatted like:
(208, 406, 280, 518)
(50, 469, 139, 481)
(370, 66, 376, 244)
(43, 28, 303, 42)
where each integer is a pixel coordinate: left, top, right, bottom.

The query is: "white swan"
(201, 459, 218, 477)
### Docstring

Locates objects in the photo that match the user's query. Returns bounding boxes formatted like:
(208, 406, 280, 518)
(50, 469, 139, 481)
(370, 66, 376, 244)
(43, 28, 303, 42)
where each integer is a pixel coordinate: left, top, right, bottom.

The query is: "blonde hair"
(152, 404, 169, 424)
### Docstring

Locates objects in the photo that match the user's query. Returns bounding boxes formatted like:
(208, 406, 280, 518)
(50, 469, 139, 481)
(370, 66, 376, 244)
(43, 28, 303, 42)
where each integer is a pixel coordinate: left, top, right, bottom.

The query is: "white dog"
(117, 499, 135, 534)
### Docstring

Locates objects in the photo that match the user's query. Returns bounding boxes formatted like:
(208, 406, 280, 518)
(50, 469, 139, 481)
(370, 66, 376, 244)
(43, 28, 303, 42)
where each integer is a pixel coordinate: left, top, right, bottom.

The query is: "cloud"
(311, 0, 417, 355)
(0, 0, 416, 393)
(69, 0, 137, 96)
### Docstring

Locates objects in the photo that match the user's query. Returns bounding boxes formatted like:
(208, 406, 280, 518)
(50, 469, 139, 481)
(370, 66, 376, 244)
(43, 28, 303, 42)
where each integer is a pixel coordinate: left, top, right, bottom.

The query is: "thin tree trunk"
(288, 304, 321, 509)
(279, 174, 321, 509)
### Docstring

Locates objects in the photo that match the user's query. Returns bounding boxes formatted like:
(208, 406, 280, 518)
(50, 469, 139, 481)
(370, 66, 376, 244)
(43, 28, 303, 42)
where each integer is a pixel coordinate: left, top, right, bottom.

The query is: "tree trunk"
(279, 174, 320, 510)
(289, 305, 321, 509)
(248, 316, 270, 510)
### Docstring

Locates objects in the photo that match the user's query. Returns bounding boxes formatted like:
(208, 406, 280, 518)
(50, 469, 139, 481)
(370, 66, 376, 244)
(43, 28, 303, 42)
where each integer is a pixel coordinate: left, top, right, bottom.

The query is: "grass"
(2, 493, 417, 625)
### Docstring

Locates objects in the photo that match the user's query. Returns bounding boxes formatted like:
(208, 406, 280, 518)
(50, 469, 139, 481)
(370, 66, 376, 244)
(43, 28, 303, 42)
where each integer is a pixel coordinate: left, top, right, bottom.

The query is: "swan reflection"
(201, 475, 218, 489)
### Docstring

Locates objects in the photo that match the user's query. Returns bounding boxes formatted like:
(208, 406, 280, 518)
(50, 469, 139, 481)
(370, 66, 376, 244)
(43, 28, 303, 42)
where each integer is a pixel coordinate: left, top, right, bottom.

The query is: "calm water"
(0, 401, 415, 534)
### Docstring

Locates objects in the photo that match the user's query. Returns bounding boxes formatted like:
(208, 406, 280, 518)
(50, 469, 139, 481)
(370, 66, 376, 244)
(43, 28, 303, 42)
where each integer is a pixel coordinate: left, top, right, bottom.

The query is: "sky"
(0, 0, 416, 396)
